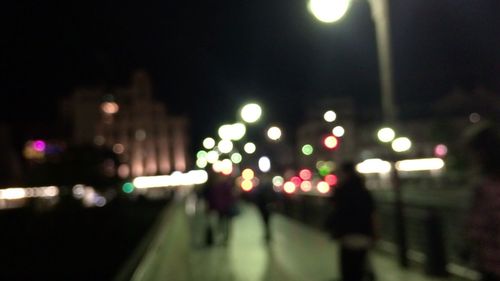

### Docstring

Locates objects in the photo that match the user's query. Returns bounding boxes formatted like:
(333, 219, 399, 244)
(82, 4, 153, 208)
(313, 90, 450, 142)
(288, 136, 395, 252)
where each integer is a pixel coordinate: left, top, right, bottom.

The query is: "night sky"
(3, 0, 500, 143)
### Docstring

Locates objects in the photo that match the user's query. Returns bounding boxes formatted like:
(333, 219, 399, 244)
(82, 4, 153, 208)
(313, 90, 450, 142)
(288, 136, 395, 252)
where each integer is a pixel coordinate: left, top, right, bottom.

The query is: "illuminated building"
(62, 71, 189, 178)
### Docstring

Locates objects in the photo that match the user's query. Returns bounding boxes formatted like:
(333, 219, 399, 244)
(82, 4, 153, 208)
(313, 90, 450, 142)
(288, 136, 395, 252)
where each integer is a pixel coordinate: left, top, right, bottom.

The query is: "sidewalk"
(132, 198, 465, 281)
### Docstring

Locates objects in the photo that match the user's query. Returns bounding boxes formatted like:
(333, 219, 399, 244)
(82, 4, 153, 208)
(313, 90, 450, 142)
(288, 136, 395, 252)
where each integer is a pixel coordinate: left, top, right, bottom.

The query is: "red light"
(290, 176, 302, 187)
(434, 144, 448, 157)
(324, 174, 338, 186)
(299, 169, 312, 180)
(323, 135, 338, 149)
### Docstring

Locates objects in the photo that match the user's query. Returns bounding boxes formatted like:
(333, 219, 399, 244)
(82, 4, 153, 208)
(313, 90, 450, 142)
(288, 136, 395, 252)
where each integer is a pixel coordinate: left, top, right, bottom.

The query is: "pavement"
(130, 195, 470, 281)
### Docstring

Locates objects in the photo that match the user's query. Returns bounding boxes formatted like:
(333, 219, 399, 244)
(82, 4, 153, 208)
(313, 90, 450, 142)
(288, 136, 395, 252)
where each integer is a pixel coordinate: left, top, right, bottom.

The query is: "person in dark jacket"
(329, 162, 376, 281)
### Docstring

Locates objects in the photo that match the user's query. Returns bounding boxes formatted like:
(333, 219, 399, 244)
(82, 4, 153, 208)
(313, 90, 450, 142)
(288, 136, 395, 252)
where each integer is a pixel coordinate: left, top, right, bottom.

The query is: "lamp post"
(309, 0, 407, 267)
(308, 0, 396, 123)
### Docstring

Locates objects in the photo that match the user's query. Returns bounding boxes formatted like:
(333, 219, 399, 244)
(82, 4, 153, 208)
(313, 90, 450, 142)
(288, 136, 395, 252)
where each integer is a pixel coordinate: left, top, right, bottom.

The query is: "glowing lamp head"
(323, 110, 337, 122)
(308, 0, 351, 23)
(240, 103, 262, 123)
(267, 126, 282, 141)
(203, 138, 216, 149)
(377, 128, 396, 143)
(244, 142, 256, 154)
(391, 137, 412, 153)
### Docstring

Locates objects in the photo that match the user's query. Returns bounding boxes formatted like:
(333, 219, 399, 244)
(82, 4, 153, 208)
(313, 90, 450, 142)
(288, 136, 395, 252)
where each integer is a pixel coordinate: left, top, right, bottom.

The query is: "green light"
(302, 144, 314, 156)
(231, 153, 243, 164)
(319, 166, 330, 177)
(196, 150, 208, 159)
(122, 182, 134, 194)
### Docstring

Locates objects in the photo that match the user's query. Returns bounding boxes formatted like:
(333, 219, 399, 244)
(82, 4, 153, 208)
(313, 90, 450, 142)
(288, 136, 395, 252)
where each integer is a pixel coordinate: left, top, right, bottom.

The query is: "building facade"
(63, 71, 189, 179)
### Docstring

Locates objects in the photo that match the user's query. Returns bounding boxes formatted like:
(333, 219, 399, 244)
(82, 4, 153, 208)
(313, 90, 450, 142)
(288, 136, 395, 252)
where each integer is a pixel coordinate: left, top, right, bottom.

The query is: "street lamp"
(309, 0, 396, 123)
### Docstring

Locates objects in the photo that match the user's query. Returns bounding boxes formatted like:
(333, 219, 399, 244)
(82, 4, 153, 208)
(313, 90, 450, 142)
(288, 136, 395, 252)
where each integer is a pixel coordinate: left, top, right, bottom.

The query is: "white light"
(308, 0, 351, 23)
(323, 110, 337, 122)
(244, 142, 256, 154)
(218, 140, 234, 154)
(0, 188, 26, 200)
(231, 123, 246, 141)
(258, 156, 271, 173)
(196, 158, 208, 168)
(317, 181, 331, 194)
(332, 126, 345, 137)
(356, 159, 392, 174)
(272, 176, 284, 187)
(240, 103, 262, 123)
(392, 137, 412, 152)
(218, 124, 233, 140)
(203, 138, 216, 149)
(396, 158, 445, 172)
(132, 170, 208, 189)
(377, 128, 396, 143)
(206, 151, 220, 164)
(267, 126, 282, 141)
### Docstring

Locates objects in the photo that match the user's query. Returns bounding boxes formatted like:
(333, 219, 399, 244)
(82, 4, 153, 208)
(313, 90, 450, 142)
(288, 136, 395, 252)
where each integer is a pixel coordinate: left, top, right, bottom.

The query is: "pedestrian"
(203, 172, 237, 246)
(465, 123, 500, 281)
(328, 162, 377, 281)
(254, 174, 277, 242)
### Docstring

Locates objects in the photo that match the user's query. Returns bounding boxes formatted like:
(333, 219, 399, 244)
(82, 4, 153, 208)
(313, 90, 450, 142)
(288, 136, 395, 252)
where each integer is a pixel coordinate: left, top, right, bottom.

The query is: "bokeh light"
(272, 176, 284, 187)
(392, 137, 412, 152)
(244, 142, 256, 154)
(332, 126, 345, 137)
(240, 103, 262, 123)
(203, 138, 216, 149)
(300, 181, 312, 192)
(206, 151, 219, 164)
(267, 126, 282, 141)
(241, 180, 253, 191)
(302, 144, 314, 155)
(377, 127, 395, 143)
(323, 110, 337, 122)
(113, 143, 124, 154)
(101, 102, 119, 114)
(33, 140, 46, 152)
(196, 158, 208, 169)
(323, 135, 339, 149)
(258, 156, 271, 173)
(122, 182, 134, 193)
(308, 0, 351, 23)
(230, 153, 243, 164)
(317, 181, 331, 194)
(218, 140, 234, 154)
(283, 181, 296, 194)
(434, 144, 448, 158)
(299, 169, 312, 180)
(324, 174, 338, 186)
(242, 168, 255, 180)
(291, 176, 302, 187)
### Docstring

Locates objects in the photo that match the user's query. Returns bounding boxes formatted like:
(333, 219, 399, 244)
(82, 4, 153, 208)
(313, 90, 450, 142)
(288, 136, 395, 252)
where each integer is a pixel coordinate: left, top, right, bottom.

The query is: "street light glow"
(377, 127, 396, 143)
(258, 156, 271, 173)
(244, 142, 256, 154)
(332, 126, 345, 137)
(308, 0, 351, 23)
(240, 103, 262, 123)
(267, 126, 282, 141)
(392, 137, 412, 152)
(203, 138, 216, 149)
(323, 110, 337, 122)
(218, 123, 246, 141)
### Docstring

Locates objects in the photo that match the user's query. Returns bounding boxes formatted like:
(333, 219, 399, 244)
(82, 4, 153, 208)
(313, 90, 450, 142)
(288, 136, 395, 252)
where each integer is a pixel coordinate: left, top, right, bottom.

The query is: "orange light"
(283, 181, 296, 194)
(317, 181, 331, 194)
(299, 169, 312, 181)
(242, 168, 254, 180)
(300, 181, 312, 192)
(241, 180, 253, 191)
(323, 135, 338, 149)
(324, 174, 338, 186)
